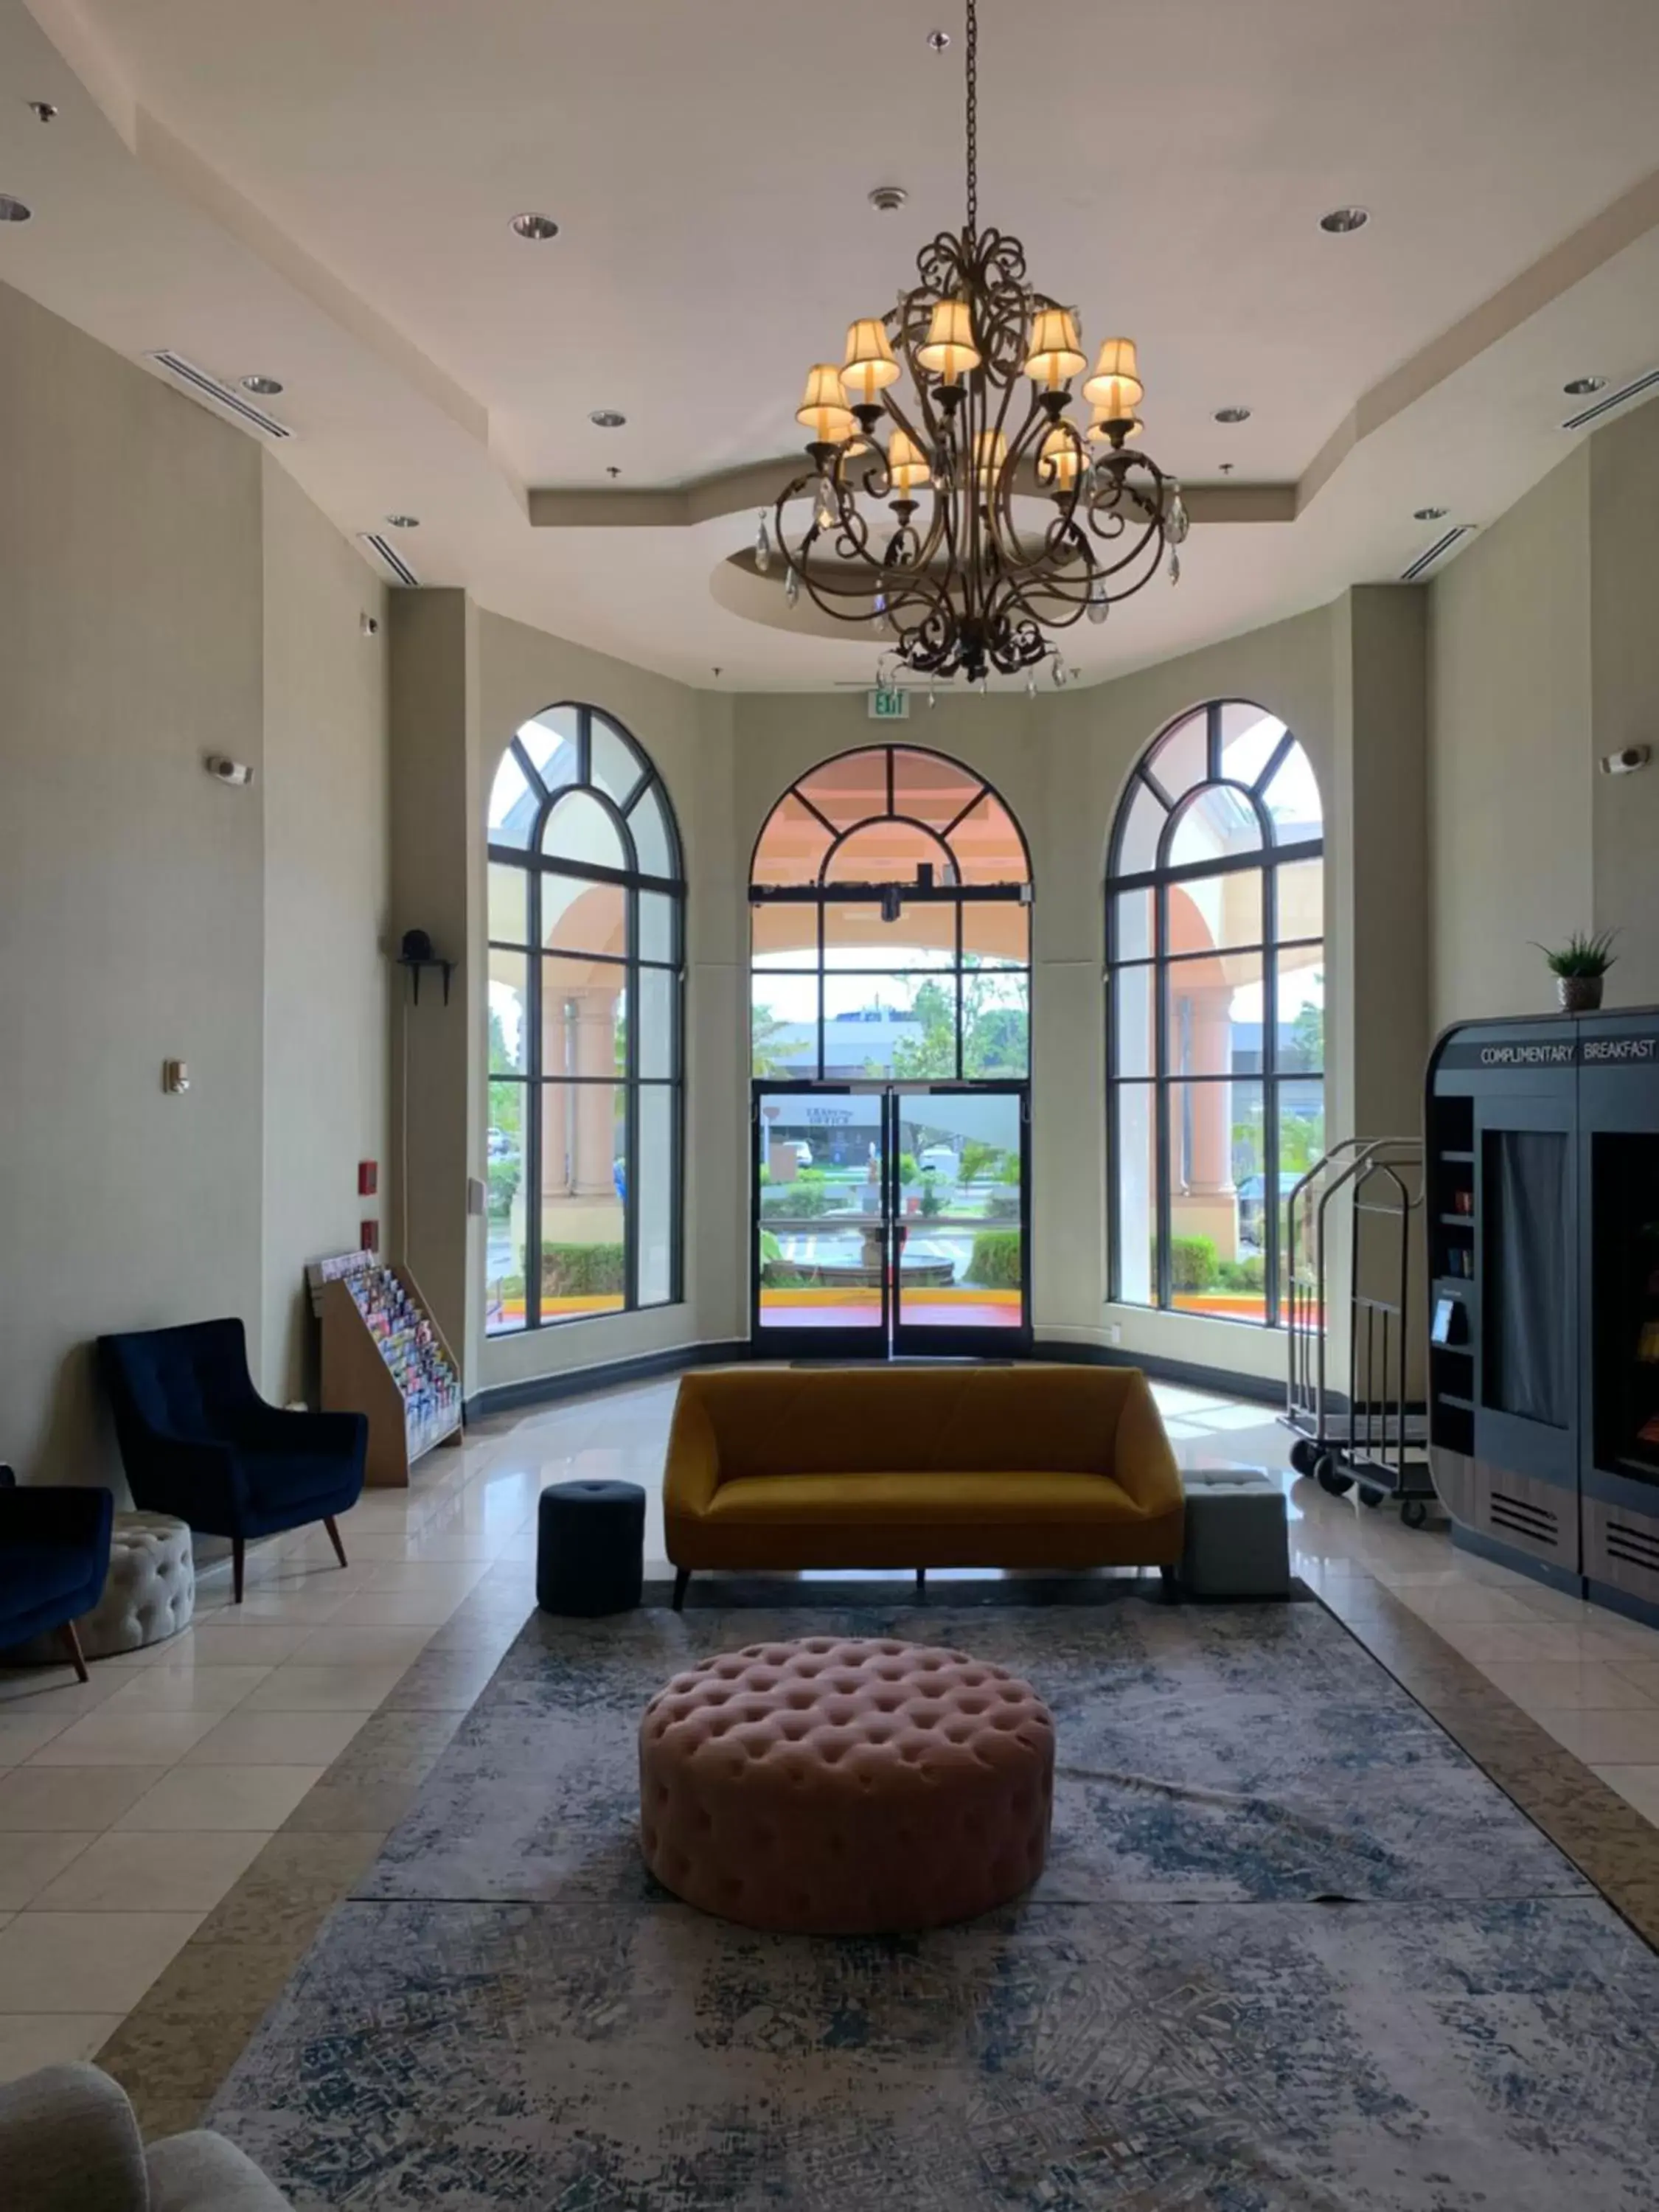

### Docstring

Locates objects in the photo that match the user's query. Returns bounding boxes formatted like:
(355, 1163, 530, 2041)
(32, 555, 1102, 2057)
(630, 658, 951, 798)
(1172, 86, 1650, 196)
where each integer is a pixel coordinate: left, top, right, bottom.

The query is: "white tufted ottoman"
(639, 1637, 1054, 1934)
(45, 1512, 195, 1659)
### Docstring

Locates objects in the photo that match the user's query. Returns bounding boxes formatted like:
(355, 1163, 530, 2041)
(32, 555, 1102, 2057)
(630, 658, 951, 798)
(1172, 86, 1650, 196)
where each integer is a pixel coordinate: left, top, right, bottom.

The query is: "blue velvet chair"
(0, 1466, 114, 1681)
(98, 1320, 367, 1603)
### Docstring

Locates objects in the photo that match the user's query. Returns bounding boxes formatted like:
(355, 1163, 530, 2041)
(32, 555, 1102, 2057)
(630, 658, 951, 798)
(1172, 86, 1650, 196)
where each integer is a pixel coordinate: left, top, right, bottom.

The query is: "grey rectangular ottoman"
(1178, 1467, 1291, 1599)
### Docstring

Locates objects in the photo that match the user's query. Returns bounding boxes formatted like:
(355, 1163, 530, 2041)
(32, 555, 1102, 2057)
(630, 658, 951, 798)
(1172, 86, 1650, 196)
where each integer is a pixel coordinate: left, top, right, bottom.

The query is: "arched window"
(1106, 701, 1324, 1327)
(750, 745, 1031, 1080)
(485, 705, 684, 1335)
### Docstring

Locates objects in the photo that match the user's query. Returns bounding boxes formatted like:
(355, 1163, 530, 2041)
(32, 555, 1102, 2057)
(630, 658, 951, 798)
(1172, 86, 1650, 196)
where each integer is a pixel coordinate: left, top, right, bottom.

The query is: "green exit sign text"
(868, 686, 910, 721)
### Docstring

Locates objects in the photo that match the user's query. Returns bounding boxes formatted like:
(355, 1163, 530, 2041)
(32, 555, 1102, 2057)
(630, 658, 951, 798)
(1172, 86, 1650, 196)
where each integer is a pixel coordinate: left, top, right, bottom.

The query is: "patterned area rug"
(210, 1599, 1659, 2208)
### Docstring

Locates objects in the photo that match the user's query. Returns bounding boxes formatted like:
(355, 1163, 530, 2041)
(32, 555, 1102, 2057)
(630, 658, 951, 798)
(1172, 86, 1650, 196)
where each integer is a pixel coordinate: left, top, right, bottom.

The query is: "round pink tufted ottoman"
(638, 1636, 1054, 1933)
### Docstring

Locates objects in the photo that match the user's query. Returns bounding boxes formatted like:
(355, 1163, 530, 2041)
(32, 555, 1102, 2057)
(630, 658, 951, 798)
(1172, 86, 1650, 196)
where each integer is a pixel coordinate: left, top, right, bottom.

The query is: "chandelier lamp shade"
(757, 0, 1188, 685)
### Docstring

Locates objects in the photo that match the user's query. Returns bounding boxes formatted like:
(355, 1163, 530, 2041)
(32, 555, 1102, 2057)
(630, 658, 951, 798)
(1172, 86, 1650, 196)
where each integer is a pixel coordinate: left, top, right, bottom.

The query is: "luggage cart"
(1281, 1137, 1439, 1528)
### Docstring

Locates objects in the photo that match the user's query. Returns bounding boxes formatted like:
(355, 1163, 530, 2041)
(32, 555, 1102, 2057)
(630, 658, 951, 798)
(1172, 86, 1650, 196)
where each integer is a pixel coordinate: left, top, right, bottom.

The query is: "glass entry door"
(752, 1083, 1029, 1357)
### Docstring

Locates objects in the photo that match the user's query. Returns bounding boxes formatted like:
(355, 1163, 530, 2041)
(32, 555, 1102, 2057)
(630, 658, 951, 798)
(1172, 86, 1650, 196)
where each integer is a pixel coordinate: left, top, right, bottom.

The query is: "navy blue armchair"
(98, 1319, 367, 1602)
(0, 1467, 114, 1681)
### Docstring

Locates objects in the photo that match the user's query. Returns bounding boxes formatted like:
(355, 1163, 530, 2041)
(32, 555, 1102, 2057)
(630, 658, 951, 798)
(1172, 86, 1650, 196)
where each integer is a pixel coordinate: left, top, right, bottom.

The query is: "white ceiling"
(5, 0, 1659, 688)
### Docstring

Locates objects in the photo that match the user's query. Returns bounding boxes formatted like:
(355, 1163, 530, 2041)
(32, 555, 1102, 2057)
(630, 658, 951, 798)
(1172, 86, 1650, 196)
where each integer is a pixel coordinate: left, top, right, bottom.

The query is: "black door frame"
(750, 1079, 1032, 1360)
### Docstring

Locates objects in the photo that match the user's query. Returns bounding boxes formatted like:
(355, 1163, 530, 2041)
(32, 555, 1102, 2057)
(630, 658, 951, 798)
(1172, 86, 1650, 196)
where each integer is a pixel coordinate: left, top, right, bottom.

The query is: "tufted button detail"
(638, 1637, 1054, 1936)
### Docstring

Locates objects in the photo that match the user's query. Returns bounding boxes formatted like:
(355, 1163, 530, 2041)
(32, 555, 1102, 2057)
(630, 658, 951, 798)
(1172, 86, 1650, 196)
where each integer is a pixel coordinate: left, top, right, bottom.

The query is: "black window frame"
(747, 743, 1034, 1083)
(485, 703, 685, 1335)
(1105, 700, 1324, 1329)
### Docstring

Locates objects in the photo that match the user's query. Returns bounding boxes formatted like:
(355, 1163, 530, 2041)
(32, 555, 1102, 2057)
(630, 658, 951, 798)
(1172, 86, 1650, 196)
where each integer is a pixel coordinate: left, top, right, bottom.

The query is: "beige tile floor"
(5, 1368, 1659, 2082)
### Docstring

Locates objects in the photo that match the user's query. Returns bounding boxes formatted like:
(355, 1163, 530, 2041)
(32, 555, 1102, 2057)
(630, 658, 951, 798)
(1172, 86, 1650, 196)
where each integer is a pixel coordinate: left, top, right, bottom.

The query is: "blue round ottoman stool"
(537, 1479, 646, 1616)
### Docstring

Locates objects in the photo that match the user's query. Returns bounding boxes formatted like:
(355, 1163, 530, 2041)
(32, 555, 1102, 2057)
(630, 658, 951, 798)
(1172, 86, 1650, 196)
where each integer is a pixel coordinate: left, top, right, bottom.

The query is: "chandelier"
(757, 0, 1187, 689)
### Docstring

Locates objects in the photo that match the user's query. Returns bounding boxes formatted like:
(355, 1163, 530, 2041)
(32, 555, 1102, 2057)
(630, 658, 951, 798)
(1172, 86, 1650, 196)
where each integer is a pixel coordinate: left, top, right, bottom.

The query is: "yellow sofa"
(663, 1366, 1184, 1606)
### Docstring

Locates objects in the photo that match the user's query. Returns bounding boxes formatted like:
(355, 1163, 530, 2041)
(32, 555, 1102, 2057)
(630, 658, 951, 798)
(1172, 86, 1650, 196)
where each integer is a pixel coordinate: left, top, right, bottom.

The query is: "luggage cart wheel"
(1290, 1439, 1320, 1478)
(1358, 1485, 1385, 1509)
(1314, 1455, 1353, 1498)
(1400, 1498, 1430, 1531)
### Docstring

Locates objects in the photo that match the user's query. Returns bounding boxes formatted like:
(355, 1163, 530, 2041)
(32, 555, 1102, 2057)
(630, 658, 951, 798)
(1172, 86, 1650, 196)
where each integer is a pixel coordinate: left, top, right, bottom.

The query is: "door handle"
(894, 1223, 908, 1251)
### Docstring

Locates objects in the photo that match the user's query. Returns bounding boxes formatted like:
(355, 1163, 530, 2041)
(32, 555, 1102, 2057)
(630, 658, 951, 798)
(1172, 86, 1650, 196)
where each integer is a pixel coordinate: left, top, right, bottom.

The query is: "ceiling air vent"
(358, 532, 420, 588)
(147, 352, 293, 439)
(1562, 367, 1659, 433)
(1399, 524, 1476, 582)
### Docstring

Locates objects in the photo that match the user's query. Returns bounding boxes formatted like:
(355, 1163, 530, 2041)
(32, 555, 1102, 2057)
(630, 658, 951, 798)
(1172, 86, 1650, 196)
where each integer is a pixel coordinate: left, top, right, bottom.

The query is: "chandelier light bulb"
(886, 428, 932, 495)
(1023, 306, 1086, 391)
(1083, 337, 1144, 420)
(841, 319, 900, 404)
(918, 296, 981, 383)
(973, 428, 1008, 490)
(1038, 423, 1082, 493)
(796, 364, 855, 444)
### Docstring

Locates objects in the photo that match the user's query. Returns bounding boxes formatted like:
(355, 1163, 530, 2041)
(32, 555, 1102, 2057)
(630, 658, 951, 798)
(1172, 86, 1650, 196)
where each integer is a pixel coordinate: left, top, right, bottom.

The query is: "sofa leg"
(323, 1515, 349, 1571)
(672, 1568, 690, 1614)
(1159, 1563, 1179, 1601)
(233, 1538, 246, 1605)
(57, 1620, 89, 1685)
(915, 1566, 927, 1601)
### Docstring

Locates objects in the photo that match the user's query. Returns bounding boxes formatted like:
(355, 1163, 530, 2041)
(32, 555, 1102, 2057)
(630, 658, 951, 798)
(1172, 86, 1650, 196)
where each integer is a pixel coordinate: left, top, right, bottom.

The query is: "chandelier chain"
(964, 0, 978, 237)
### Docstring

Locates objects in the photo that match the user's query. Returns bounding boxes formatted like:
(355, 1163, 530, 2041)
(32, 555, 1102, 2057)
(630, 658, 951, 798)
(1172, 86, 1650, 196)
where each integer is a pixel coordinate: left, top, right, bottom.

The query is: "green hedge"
(1169, 1234, 1218, 1293)
(760, 1182, 838, 1220)
(968, 1230, 1023, 1288)
(540, 1242, 625, 1296)
(1216, 1254, 1265, 1292)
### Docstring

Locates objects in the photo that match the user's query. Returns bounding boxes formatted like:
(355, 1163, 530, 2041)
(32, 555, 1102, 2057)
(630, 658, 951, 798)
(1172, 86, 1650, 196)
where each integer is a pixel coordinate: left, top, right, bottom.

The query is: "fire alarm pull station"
(358, 1161, 378, 1197)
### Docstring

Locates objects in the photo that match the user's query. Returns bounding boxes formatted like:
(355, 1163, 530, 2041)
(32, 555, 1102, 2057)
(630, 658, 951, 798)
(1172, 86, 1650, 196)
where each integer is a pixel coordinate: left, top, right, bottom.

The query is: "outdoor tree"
(751, 1001, 805, 1077)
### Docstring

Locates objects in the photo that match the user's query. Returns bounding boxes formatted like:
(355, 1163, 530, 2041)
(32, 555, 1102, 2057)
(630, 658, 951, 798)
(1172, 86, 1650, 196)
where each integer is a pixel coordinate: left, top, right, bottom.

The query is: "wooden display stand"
(319, 1262, 463, 1489)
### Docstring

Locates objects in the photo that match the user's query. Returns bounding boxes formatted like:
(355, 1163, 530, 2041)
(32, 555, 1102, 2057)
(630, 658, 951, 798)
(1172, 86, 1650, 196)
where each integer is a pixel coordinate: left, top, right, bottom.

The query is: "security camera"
(1600, 745, 1651, 776)
(361, 613, 380, 639)
(205, 755, 254, 787)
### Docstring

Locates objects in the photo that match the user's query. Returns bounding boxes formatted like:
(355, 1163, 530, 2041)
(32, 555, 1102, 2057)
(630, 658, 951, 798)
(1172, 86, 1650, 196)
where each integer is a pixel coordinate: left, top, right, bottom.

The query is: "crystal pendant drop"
(754, 511, 773, 574)
(1051, 656, 1069, 689)
(784, 564, 799, 608)
(814, 476, 838, 532)
(1026, 669, 1037, 698)
(927, 682, 937, 709)
(1088, 580, 1110, 626)
(1169, 546, 1181, 587)
(1167, 482, 1190, 545)
(873, 589, 890, 634)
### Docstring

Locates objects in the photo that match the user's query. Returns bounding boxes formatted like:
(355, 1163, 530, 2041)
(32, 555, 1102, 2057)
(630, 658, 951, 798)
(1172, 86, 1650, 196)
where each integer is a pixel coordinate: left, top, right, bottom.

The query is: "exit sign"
(868, 686, 910, 721)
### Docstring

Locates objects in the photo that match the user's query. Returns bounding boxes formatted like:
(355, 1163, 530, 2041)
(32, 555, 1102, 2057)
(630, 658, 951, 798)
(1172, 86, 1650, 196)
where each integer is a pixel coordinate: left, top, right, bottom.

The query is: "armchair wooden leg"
(323, 1515, 349, 1571)
(672, 1568, 690, 1614)
(915, 1566, 928, 1601)
(233, 1538, 246, 1605)
(57, 1620, 89, 1685)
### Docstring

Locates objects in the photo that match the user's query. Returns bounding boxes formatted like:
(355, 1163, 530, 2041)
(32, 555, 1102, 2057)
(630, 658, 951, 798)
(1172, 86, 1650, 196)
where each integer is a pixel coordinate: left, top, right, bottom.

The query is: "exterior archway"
(1106, 700, 1324, 1326)
(748, 745, 1032, 1354)
(484, 703, 684, 1335)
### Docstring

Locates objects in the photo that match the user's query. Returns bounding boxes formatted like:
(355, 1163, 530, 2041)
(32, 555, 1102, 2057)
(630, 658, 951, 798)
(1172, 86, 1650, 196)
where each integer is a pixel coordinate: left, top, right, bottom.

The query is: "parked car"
(918, 1146, 959, 1180)
(790, 1140, 814, 1166)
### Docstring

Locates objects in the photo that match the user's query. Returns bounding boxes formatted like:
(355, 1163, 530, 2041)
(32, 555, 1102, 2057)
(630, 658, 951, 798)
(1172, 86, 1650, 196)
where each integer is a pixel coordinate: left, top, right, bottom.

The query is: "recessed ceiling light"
(1214, 406, 1251, 425)
(510, 212, 560, 241)
(1563, 375, 1607, 396)
(241, 374, 283, 396)
(928, 28, 951, 52)
(27, 101, 58, 124)
(1319, 206, 1369, 234)
(869, 185, 908, 213)
(1413, 506, 1449, 521)
(0, 195, 33, 223)
(590, 408, 627, 428)
(385, 513, 420, 529)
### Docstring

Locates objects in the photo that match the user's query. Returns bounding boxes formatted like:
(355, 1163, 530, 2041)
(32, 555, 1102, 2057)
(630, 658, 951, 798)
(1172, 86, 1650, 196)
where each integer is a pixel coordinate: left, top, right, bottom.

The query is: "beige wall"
(0, 280, 394, 1485)
(0, 281, 265, 1485)
(1589, 401, 1659, 1004)
(1427, 451, 1595, 1029)
(261, 459, 392, 1402)
(1427, 394, 1659, 1029)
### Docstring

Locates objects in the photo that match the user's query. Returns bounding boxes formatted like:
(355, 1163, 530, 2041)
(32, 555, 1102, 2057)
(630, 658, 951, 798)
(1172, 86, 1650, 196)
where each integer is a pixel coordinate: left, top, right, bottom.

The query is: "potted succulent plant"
(1533, 928, 1618, 1012)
